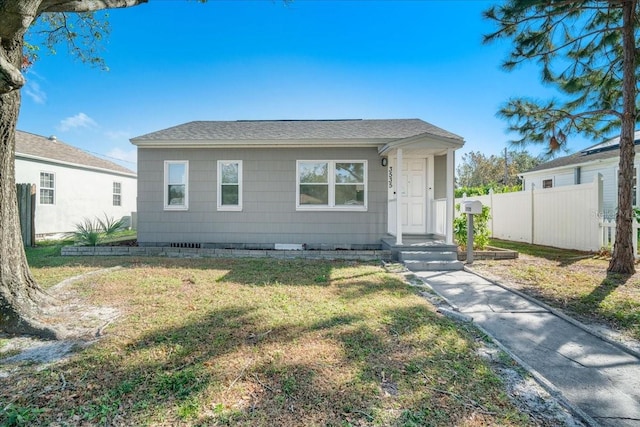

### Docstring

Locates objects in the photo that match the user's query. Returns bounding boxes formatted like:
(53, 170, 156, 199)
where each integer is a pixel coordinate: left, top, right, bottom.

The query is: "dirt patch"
(0, 267, 122, 372)
(476, 346, 585, 427)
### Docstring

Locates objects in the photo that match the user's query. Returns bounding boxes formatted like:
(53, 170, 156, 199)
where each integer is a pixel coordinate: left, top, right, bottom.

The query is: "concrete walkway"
(413, 269, 640, 427)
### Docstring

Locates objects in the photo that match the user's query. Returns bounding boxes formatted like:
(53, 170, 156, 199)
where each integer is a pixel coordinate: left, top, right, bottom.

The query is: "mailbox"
(462, 200, 482, 214)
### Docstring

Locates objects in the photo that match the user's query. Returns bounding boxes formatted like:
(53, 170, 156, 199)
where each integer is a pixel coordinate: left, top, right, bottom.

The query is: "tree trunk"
(608, 0, 637, 274)
(0, 31, 60, 339)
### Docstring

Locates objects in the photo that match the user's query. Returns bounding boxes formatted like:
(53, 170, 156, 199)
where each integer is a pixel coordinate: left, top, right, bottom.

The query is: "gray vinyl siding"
(433, 155, 446, 199)
(137, 147, 387, 247)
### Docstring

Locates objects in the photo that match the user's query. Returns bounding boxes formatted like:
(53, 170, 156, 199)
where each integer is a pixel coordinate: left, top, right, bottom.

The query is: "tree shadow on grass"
(490, 239, 596, 267)
(566, 272, 640, 335)
(0, 277, 523, 426)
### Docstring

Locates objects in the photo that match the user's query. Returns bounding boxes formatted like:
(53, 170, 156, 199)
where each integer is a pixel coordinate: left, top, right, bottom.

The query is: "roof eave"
(15, 152, 137, 178)
(130, 138, 393, 148)
(378, 132, 464, 155)
(519, 156, 617, 177)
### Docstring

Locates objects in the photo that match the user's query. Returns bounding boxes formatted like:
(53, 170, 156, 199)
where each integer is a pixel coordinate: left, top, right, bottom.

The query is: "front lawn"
(0, 252, 534, 426)
(475, 239, 640, 340)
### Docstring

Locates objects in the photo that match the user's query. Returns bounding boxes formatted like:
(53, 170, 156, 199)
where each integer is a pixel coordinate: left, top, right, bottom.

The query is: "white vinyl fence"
(455, 174, 637, 254)
(600, 219, 640, 255)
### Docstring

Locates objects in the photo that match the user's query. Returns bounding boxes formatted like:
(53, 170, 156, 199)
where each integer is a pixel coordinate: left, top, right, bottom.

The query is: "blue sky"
(18, 0, 590, 172)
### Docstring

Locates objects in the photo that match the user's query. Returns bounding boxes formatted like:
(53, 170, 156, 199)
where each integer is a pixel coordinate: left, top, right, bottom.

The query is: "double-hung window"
(113, 182, 122, 206)
(164, 161, 188, 210)
(39, 172, 55, 205)
(297, 160, 367, 210)
(217, 160, 242, 211)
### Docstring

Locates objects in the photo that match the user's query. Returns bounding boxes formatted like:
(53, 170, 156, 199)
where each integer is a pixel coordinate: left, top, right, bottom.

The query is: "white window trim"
(296, 160, 368, 212)
(217, 160, 243, 211)
(542, 178, 554, 189)
(113, 181, 122, 206)
(39, 171, 55, 205)
(164, 160, 189, 211)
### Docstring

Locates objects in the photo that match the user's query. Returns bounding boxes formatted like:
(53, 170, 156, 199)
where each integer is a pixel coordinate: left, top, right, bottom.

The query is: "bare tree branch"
(0, 49, 25, 93)
(39, 0, 147, 14)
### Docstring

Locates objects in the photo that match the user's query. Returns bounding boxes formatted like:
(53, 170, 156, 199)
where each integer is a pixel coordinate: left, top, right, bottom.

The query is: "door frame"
(387, 153, 433, 237)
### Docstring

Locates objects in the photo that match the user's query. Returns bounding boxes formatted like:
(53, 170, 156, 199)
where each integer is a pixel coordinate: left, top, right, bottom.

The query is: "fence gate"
(16, 183, 36, 247)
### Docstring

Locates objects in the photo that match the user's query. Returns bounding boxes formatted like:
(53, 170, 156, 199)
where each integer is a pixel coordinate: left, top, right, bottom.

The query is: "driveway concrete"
(414, 270, 640, 427)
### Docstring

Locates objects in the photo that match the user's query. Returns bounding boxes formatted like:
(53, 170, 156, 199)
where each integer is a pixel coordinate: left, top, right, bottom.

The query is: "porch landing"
(381, 234, 463, 271)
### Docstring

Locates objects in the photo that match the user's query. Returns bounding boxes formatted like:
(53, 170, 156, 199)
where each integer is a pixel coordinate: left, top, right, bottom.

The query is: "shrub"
(454, 204, 491, 250)
(68, 214, 126, 246)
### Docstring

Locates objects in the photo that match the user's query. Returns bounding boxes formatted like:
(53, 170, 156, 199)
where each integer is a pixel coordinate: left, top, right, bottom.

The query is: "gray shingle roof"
(131, 119, 464, 143)
(522, 132, 640, 174)
(15, 131, 135, 176)
(523, 149, 619, 174)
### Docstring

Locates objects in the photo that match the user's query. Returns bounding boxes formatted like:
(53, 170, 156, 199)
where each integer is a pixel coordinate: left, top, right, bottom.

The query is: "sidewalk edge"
(464, 266, 640, 360)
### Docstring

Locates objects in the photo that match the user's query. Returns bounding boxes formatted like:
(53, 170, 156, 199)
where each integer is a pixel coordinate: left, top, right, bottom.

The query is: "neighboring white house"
(519, 131, 640, 220)
(15, 130, 137, 237)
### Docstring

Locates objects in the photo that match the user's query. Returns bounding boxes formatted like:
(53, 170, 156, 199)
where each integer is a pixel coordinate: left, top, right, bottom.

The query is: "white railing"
(433, 198, 447, 236)
(600, 219, 640, 257)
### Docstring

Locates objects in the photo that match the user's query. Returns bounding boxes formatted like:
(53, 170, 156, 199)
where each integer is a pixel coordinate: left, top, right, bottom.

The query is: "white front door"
(400, 158, 426, 234)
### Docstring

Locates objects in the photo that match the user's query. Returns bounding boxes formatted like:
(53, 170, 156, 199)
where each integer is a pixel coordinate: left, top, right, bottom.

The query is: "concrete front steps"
(381, 235, 464, 272)
(399, 248, 464, 271)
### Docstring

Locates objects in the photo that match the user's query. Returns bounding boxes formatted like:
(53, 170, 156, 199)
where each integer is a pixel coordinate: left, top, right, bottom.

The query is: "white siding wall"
(15, 158, 137, 235)
(523, 170, 574, 190)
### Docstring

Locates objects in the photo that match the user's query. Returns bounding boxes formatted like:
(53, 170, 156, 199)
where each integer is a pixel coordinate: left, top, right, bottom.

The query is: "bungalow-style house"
(131, 119, 464, 260)
(520, 131, 640, 220)
(15, 130, 137, 237)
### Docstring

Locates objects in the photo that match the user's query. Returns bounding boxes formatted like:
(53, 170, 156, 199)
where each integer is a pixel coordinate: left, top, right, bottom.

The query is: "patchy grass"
(24, 241, 124, 289)
(0, 253, 535, 426)
(472, 239, 640, 340)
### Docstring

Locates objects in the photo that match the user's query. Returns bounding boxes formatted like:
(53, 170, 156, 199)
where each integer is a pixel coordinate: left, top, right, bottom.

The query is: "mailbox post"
(461, 200, 483, 264)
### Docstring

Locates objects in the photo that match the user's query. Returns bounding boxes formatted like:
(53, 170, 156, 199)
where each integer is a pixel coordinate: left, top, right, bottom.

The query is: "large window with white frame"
(296, 160, 367, 210)
(164, 161, 189, 210)
(39, 172, 55, 205)
(217, 160, 242, 211)
(113, 182, 122, 206)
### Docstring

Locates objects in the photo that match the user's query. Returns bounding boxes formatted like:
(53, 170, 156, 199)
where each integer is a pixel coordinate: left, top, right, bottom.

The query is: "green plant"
(1, 404, 44, 426)
(68, 214, 126, 246)
(454, 204, 491, 250)
(97, 214, 126, 235)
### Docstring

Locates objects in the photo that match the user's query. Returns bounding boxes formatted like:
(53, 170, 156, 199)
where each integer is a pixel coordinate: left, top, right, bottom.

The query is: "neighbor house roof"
(130, 119, 464, 146)
(15, 130, 135, 176)
(521, 131, 640, 175)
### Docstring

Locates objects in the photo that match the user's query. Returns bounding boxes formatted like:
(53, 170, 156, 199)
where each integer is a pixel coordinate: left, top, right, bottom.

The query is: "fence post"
(634, 218, 639, 258)
(594, 173, 604, 251)
(16, 183, 36, 247)
(530, 183, 535, 245)
(488, 188, 494, 237)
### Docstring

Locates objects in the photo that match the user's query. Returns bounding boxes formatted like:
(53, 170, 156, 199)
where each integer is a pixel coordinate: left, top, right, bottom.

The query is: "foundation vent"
(170, 242, 201, 249)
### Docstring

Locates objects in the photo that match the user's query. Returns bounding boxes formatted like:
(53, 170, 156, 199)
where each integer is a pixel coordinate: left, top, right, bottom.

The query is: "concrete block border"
(61, 245, 392, 262)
